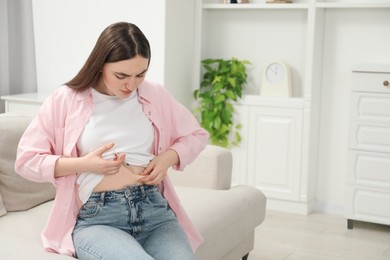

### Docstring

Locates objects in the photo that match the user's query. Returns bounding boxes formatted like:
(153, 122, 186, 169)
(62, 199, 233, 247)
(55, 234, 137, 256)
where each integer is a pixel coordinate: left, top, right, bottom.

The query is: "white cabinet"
(231, 96, 308, 213)
(345, 64, 390, 228)
(0, 93, 48, 116)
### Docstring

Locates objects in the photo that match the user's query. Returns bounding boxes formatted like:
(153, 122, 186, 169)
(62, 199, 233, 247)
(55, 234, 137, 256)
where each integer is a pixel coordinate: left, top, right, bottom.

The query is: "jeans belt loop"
(124, 188, 131, 199)
(99, 192, 105, 206)
(141, 185, 146, 197)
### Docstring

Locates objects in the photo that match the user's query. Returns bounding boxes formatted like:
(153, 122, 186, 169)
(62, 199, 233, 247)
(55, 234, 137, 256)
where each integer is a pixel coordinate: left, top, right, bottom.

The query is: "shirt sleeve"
(15, 92, 62, 186)
(158, 86, 209, 171)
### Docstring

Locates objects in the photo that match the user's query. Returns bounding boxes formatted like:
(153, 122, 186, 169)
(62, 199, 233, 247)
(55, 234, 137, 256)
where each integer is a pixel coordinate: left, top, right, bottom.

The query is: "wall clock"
(261, 61, 292, 97)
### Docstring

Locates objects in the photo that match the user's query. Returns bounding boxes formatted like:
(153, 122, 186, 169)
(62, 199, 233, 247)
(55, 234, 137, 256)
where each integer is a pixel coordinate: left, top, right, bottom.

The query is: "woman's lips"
(121, 90, 131, 95)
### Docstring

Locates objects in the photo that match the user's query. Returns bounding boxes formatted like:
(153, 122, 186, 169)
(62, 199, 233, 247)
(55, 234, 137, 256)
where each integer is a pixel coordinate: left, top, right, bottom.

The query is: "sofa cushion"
(0, 113, 56, 212)
(0, 201, 71, 259)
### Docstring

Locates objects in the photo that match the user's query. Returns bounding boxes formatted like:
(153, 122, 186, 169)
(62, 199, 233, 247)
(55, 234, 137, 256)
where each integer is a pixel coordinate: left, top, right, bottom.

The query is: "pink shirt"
(15, 80, 209, 256)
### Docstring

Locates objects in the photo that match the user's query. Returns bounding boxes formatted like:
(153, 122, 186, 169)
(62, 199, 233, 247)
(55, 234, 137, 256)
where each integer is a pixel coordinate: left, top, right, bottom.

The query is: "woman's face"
(96, 55, 149, 98)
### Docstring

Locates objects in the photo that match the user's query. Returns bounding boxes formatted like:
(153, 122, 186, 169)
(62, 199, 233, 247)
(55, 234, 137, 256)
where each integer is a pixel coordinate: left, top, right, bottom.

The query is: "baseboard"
(265, 198, 316, 215)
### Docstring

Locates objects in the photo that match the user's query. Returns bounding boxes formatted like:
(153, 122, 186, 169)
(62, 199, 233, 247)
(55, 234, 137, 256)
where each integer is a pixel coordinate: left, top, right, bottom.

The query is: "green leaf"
(214, 94, 225, 104)
(225, 90, 236, 100)
(219, 124, 230, 134)
(221, 108, 232, 124)
(193, 89, 199, 99)
(227, 77, 236, 88)
(213, 116, 222, 129)
(212, 82, 223, 93)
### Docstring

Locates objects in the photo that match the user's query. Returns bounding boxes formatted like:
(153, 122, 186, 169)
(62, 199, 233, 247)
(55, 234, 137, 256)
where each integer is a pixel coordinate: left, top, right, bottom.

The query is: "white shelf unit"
(345, 64, 390, 228)
(195, 0, 390, 214)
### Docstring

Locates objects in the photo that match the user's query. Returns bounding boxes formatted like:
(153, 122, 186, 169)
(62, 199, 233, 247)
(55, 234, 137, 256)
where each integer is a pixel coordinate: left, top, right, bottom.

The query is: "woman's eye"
(136, 74, 145, 78)
(115, 75, 126, 80)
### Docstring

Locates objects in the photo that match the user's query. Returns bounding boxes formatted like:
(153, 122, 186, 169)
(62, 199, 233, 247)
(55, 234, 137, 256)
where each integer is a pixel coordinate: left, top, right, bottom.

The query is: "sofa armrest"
(169, 145, 232, 190)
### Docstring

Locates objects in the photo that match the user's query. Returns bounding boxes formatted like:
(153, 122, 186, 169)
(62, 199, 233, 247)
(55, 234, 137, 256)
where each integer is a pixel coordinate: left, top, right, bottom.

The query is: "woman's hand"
(138, 149, 179, 185)
(82, 143, 126, 175)
(54, 143, 125, 178)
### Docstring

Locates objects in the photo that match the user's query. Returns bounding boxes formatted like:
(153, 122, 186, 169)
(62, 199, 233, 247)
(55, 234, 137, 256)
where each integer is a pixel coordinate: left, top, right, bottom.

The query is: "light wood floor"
(248, 210, 390, 260)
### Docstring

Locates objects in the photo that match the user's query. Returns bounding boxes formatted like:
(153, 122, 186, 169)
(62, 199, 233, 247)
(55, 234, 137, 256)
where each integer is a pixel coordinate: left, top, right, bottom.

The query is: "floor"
(248, 210, 390, 260)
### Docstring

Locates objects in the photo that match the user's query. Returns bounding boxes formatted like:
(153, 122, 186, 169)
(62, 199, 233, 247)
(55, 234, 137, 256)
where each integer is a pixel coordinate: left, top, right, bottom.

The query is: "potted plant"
(193, 57, 250, 148)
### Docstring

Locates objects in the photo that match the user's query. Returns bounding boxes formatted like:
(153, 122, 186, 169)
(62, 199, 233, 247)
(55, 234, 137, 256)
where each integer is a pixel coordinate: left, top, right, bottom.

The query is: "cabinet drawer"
(349, 122, 390, 153)
(345, 185, 390, 226)
(347, 150, 390, 189)
(352, 72, 390, 94)
(350, 92, 390, 123)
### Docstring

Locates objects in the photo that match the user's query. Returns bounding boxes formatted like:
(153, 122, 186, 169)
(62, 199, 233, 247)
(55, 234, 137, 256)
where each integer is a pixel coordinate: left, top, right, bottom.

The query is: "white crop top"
(76, 89, 155, 202)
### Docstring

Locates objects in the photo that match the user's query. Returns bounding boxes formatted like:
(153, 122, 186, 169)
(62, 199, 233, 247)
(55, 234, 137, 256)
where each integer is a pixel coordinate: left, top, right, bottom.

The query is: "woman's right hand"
(55, 143, 125, 178)
(82, 143, 126, 175)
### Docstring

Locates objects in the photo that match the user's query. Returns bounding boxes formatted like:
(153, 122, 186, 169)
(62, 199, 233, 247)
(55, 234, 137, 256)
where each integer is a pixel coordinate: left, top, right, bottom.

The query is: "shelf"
(237, 95, 305, 109)
(203, 3, 309, 10)
(316, 3, 390, 9)
(203, 2, 390, 10)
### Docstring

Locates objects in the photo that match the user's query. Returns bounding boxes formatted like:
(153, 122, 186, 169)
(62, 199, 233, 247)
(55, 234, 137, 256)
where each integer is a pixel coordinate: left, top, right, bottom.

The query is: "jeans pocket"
(146, 190, 168, 209)
(78, 200, 101, 219)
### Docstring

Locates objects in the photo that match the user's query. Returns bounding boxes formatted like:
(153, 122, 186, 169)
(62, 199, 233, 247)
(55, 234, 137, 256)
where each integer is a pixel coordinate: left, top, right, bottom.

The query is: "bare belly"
(93, 164, 146, 192)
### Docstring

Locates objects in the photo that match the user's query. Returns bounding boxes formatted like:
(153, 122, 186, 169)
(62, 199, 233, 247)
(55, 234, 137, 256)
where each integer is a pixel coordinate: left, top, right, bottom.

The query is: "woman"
(15, 22, 208, 260)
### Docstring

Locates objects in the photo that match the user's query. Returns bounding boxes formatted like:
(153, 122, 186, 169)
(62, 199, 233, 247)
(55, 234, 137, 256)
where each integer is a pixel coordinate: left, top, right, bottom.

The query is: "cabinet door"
(247, 106, 303, 201)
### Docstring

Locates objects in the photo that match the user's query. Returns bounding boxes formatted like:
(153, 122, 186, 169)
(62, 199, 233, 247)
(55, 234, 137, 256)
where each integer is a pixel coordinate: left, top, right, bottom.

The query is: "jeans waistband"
(89, 185, 157, 201)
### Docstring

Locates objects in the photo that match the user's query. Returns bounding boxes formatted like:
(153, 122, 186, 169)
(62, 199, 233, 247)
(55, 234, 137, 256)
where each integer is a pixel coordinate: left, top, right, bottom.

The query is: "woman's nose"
(125, 77, 136, 90)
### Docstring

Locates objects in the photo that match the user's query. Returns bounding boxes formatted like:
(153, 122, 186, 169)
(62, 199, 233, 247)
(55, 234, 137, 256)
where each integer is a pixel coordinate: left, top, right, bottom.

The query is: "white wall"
(164, 0, 196, 108)
(32, 0, 166, 93)
(316, 8, 390, 214)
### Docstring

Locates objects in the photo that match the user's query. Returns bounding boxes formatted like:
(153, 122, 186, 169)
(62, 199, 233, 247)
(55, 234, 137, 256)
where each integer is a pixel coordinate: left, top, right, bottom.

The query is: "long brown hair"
(66, 22, 151, 91)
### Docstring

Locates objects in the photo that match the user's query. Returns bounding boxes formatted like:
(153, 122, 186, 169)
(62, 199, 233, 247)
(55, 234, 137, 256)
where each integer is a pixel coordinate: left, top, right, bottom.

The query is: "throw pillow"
(0, 113, 56, 212)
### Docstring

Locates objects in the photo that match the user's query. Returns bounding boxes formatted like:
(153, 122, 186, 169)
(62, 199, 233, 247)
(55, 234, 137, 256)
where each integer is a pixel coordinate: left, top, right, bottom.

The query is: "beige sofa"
(0, 113, 266, 260)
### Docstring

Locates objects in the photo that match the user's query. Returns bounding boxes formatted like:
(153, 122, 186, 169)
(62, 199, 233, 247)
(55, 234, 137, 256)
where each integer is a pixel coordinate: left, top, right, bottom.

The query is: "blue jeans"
(72, 185, 195, 260)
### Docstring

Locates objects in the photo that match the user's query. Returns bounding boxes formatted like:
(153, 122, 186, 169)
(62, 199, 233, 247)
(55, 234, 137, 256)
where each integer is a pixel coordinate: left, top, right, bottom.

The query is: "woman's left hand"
(139, 149, 179, 185)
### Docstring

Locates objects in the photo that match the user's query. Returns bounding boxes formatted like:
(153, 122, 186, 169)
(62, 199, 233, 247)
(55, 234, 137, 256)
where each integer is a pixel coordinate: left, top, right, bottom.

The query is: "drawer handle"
(384, 80, 389, 87)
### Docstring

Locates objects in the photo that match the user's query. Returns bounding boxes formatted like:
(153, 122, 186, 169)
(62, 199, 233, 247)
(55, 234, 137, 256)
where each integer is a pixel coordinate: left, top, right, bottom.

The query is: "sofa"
(0, 112, 266, 260)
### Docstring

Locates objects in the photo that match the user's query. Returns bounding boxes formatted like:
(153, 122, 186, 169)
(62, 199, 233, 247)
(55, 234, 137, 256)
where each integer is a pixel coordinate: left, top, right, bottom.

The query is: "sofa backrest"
(0, 113, 56, 217)
(169, 145, 233, 190)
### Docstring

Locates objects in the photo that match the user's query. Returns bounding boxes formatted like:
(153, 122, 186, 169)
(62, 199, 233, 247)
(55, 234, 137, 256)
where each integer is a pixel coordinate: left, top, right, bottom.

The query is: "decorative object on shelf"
(193, 57, 251, 148)
(266, 0, 292, 3)
(261, 60, 292, 97)
(224, 0, 249, 3)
